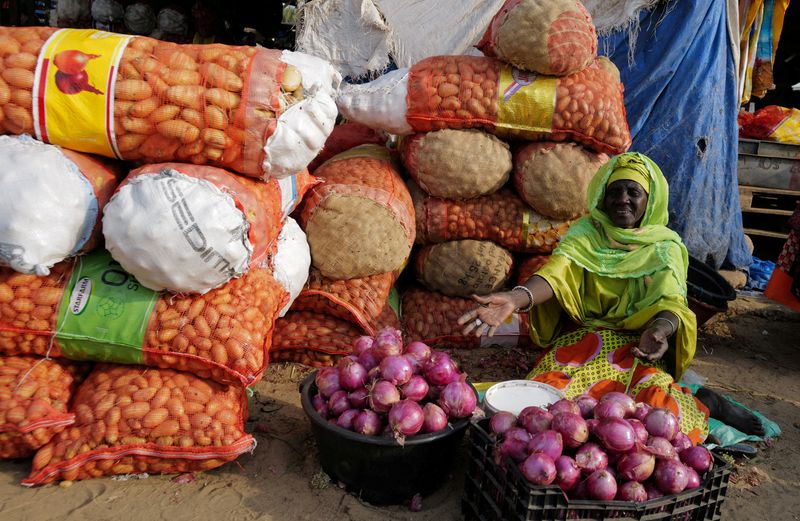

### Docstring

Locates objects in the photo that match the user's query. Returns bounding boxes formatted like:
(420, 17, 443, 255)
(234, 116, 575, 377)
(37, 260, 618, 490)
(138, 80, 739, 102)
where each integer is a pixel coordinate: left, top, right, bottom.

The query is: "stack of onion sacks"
(311, 327, 477, 444)
(489, 392, 714, 502)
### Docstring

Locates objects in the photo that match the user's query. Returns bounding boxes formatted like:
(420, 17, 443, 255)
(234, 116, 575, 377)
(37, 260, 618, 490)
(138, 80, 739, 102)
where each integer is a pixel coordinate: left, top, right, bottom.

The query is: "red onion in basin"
(369, 380, 400, 413)
(586, 470, 618, 501)
(520, 453, 556, 485)
(357, 349, 380, 372)
(338, 358, 368, 391)
(654, 459, 690, 494)
(551, 412, 589, 448)
(373, 327, 403, 360)
(628, 419, 649, 445)
(312, 393, 328, 418)
(336, 409, 360, 430)
(633, 402, 652, 422)
(352, 335, 374, 355)
(421, 403, 448, 434)
(389, 399, 425, 437)
(353, 409, 382, 436)
(328, 390, 351, 417)
(315, 367, 340, 398)
(380, 355, 413, 386)
(404, 341, 432, 363)
(401, 375, 429, 401)
(438, 375, 477, 418)
(424, 352, 460, 386)
(644, 480, 664, 499)
(528, 430, 563, 461)
(348, 387, 369, 409)
(498, 428, 531, 463)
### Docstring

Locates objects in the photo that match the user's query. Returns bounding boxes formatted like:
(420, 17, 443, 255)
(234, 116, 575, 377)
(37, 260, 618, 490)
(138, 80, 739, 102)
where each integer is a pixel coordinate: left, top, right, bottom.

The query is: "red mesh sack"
(23, 364, 254, 485)
(271, 305, 402, 368)
(290, 269, 396, 336)
(405, 55, 630, 155)
(411, 182, 572, 253)
(307, 122, 385, 172)
(402, 286, 531, 350)
(0, 250, 287, 386)
(516, 255, 551, 285)
(0, 27, 338, 179)
(0, 356, 88, 459)
(476, 0, 597, 76)
(103, 162, 318, 294)
(298, 145, 416, 279)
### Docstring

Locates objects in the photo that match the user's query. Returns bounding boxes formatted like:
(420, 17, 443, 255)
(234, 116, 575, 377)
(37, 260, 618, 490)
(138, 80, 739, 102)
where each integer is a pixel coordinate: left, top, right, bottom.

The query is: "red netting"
(516, 255, 551, 285)
(0, 27, 305, 177)
(290, 269, 396, 335)
(0, 263, 287, 386)
(23, 364, 254, 486)
(0, 355, 88, 458)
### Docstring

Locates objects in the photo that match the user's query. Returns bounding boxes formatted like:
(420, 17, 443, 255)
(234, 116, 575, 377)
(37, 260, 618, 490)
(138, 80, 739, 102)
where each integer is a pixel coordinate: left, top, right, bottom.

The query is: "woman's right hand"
(457, 292, 518, 338)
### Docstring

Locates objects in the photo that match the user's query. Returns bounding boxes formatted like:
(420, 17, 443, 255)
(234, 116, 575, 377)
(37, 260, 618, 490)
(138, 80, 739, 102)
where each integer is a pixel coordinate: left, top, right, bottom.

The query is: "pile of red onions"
(313, 328, 477, 442)
(490, 392, 714, 502)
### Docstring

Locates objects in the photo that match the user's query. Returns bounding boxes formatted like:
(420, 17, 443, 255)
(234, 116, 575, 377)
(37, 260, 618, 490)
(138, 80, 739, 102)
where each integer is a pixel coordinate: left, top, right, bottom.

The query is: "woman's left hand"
(633, 326, 670, 362)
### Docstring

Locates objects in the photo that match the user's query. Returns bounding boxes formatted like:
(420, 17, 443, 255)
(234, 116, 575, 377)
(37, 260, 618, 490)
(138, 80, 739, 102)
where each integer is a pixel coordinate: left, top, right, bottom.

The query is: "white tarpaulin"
(297, 0, 677, 79)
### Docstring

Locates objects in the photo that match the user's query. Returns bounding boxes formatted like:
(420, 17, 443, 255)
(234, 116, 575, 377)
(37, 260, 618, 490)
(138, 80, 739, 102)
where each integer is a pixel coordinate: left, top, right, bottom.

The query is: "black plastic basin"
(300, 372, 471, 505)
(687, 256, 736, 326)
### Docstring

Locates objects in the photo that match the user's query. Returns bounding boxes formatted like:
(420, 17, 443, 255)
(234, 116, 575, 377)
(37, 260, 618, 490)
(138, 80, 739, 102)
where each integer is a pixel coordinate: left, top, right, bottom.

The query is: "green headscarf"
(553, 152, 689, 286)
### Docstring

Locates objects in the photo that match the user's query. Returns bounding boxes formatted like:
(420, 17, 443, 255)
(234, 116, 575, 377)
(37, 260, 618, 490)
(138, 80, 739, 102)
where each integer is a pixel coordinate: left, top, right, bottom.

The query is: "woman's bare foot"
(695, 387, 766, 436)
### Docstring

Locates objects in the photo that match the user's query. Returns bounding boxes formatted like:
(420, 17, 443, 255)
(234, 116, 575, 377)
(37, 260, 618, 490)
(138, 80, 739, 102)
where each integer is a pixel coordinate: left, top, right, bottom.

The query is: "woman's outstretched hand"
(633, 325, 670, 362)
(457, 292, 518, 338)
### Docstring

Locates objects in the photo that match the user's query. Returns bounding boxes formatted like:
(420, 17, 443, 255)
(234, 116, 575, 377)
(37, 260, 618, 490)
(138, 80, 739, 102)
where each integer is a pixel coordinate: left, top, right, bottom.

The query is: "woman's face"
(603, 180, 648, 228)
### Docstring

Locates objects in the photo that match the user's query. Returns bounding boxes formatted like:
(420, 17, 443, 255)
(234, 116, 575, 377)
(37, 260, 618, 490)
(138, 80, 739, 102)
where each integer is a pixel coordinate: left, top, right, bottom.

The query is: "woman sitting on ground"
(458, 152, 764, 442)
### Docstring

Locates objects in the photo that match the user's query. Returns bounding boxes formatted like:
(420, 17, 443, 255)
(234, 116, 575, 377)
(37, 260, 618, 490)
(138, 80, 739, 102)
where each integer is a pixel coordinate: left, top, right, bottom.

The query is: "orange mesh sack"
(399, 129, 511, 199)
(102, 162, 317, 293)
(0, 27, 339, 179)
(476, 0, 597, 76)
(272, 297, 402, 368)
(23, 364, 255, 486)
(516, 255, 551, 285)
(290, 269, 396, 336)
(297, 145, 416, 279)
(513, 141, 607, 220)
(0, 250, 287, 386)
(402, 286, 531, 350)
(411, 182, 572, 253)
(337, 56, 630, 156)
(0, 135, 119, 276)
(415, 240, 513, 297)
(0, 356, 88, 459)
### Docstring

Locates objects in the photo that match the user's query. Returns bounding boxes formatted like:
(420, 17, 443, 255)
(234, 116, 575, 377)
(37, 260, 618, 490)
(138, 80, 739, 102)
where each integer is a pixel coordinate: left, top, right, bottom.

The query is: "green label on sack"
(55, 251, 158, 364)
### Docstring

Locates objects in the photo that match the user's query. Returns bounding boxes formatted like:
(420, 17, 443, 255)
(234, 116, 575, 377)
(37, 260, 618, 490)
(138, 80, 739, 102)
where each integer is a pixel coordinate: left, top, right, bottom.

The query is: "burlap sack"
(513, 141, 607, 220)
(298, 145, 415, 279)
(415, 240, 512, 297)
(400, 129, 511, 199)
(476, 0, 597, 76)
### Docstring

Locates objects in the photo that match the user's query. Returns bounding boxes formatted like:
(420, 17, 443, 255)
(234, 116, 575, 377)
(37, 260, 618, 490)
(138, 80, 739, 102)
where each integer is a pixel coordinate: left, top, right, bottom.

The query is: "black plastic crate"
(462, 419, 731, 521)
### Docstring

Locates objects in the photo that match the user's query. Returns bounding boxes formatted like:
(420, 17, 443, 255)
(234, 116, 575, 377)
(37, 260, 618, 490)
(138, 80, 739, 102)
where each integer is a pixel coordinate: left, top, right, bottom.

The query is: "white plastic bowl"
(483, 380, 565, 416)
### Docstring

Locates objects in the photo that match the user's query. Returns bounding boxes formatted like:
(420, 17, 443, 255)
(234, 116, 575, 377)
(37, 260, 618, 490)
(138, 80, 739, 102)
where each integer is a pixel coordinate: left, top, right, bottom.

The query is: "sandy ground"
(0, 295, 798, 521)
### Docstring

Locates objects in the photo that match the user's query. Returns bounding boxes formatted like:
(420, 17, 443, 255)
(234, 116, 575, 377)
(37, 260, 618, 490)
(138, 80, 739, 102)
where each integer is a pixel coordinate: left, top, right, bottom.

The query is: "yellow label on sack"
(770, 109, 800, 145)
(496, 65, 557, 133)
(34, 29, 133, 157)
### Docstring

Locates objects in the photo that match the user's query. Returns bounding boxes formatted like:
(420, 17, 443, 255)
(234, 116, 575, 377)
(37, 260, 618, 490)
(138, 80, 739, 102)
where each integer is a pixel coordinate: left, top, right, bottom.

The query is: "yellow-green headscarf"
(529, 152, 697, 380)
(555, 152, 687, 282)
